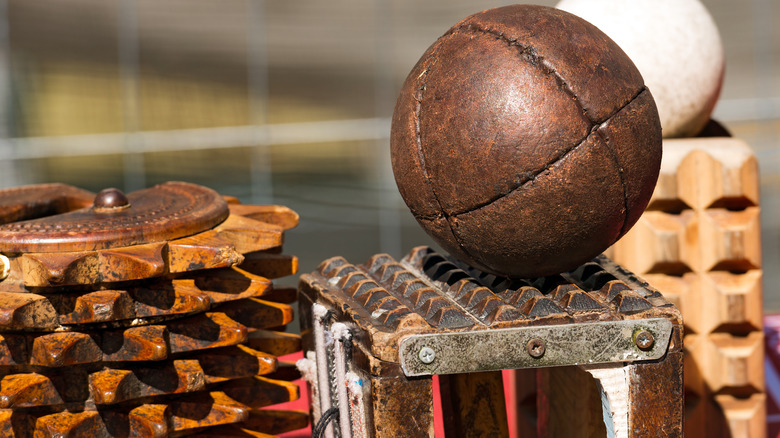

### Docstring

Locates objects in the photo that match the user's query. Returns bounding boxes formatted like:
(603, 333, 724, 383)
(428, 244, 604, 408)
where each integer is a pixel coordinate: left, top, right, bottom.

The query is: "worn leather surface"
(391, 4, 662, 278)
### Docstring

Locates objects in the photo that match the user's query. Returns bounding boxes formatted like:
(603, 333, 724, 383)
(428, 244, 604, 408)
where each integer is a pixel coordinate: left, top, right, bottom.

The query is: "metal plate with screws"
(398, 318, 673, 376)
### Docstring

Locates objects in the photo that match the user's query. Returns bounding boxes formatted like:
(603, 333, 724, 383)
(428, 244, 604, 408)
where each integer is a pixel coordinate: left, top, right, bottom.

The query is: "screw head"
(634, 330, 655, 350)
(418, 346, 436, 364)
(526, 338, 546, 359)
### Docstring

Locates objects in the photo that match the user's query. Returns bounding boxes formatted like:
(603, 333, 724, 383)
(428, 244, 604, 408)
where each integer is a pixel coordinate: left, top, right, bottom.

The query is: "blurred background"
(0, 0, 776, 307)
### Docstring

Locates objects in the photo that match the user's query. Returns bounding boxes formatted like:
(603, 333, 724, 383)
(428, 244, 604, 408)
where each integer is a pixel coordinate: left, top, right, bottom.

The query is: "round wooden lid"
(0, 182, 229, 253)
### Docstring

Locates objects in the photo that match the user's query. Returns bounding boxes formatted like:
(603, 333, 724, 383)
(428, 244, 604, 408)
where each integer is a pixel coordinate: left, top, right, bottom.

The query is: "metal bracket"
(399, 318, 673, 376)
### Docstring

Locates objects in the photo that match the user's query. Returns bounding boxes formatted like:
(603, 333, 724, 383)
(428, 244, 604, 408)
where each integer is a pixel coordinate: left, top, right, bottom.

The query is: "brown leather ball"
(391, 5, 662, 278)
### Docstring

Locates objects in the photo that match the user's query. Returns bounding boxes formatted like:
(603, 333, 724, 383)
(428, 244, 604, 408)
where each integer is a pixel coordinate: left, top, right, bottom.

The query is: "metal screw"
(418, 346, 436, 364)
(526, 338, 546, 359)
(634, 330, 655, 350)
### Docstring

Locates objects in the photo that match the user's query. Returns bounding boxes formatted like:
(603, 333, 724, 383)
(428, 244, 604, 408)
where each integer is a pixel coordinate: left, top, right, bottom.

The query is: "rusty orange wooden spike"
(239, 252, 298, 280)
(102, 325, 169, 362)
(130, 281, 211, 319)
(213, 215, 284, 255)
(0, 373, 63, 409)
(97, 242, 167, 283)
(90, 360, 206, 405)
(166, 313, 248, 354)
(59, 290, 135, 325)
(245, 330, 302, 357)
(0, 291, 58, 329)
(228, 204, 300, 230)
(129, 404, 170, 438)
(217, 298, 294, 330)
(169, 391, 249, 433)
(167, 232, 244, 274)
(30, 332, 102, 367)
(34, 411, 106, 437)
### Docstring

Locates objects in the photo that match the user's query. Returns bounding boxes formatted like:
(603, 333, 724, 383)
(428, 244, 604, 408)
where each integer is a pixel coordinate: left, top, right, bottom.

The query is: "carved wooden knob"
(93, 188, 130, 210)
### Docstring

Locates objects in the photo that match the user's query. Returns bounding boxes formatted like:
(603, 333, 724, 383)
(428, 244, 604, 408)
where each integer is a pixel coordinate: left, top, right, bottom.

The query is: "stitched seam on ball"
(413, 33, 481, 263)
(595, 127, 630, 238)
(445, 86, 646, 218)
(454, 23, 593, 123)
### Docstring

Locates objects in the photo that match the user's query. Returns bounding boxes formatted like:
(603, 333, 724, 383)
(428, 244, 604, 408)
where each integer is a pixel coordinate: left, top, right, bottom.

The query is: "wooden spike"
(197, 345, 277, 383)
(240, 410, 309, 436)
(59, 290, 135, 325)
(213, 215, 284, 254)
(245, 330, 302, 357)
(169, 391, 249, 433)
(97, 242, 167, 283)
(0, 373, 62, 408)
(713, 393, 766, 438)
(130, 281, 211, 318)
(0, 292, 58, 329)
(102, 325, 169, 362)
(167, 313, 247, 354)
(182, 267, 273, 303)
(129, 404, 169, 438)
(685, 332, 764, 394)
(90, 360, 206, 405)
(609, 211, 696, 275)
(240, 253, 298, 279)
(218, 376, 299, 409)
(30, 332, 102, 367)
(167, 232, 244, 274)
(228, 204, 299, 230)
(14, 251, 98, 287)
(217, 298, 294, 330)
(34, 411, 105, 438)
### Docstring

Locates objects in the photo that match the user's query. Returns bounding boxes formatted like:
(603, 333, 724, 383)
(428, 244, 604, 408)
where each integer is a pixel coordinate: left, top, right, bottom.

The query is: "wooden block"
(166, 312, 248, 354)
(238, 409, 309, 435)
(0, 373, 62, 409)
(129, 404, 169, 438)
(0, 292, 58, 329)
(217, 298, 294, 330)
(30, 332, 102, 367)
(245, 330, 302, 357)
(34, 411, 106, 438)
(196, 345, 277, 383)
(218, 376, 299, 409)
(102, 325, 169, 362)
(684, 271, 763, 335)
(169, 391, 249, 433)
(228, 204, 299, 231)
(130, 281, 211, 318)
(90, 360, 206, 405)
(685, 332, 765, 394)
(14, 251, 99, 287)
(97, 242, 167, 282)
(698, 207, 761, 272)
(439, 371, 509, 438)
(239, 252, 298, 279)
(713, 393, 766, 438)
(58, 290, 135, 325)
(167, 233, 244, 274)
(183, 266, 273, 303)
(213, 215, 284, 255)
(608, 211, 696, 274)
(667, 138, 759, 211)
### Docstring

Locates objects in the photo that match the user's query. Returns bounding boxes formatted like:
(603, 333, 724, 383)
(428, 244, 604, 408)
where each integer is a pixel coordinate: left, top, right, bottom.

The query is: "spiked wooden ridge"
(0, 182, 307, 437)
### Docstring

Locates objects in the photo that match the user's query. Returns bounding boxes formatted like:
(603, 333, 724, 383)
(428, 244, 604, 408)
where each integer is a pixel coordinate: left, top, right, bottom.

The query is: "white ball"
(556, 0, 725, 138)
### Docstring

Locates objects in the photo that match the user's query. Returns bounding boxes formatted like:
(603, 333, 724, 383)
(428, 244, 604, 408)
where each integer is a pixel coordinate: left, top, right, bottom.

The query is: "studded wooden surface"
(299, 246, 682, 363)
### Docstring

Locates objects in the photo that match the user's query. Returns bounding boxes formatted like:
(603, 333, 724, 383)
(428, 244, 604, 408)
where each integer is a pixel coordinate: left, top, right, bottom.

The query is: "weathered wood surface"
(0, 182, 305, 437)
(607, 137, 765, 438)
